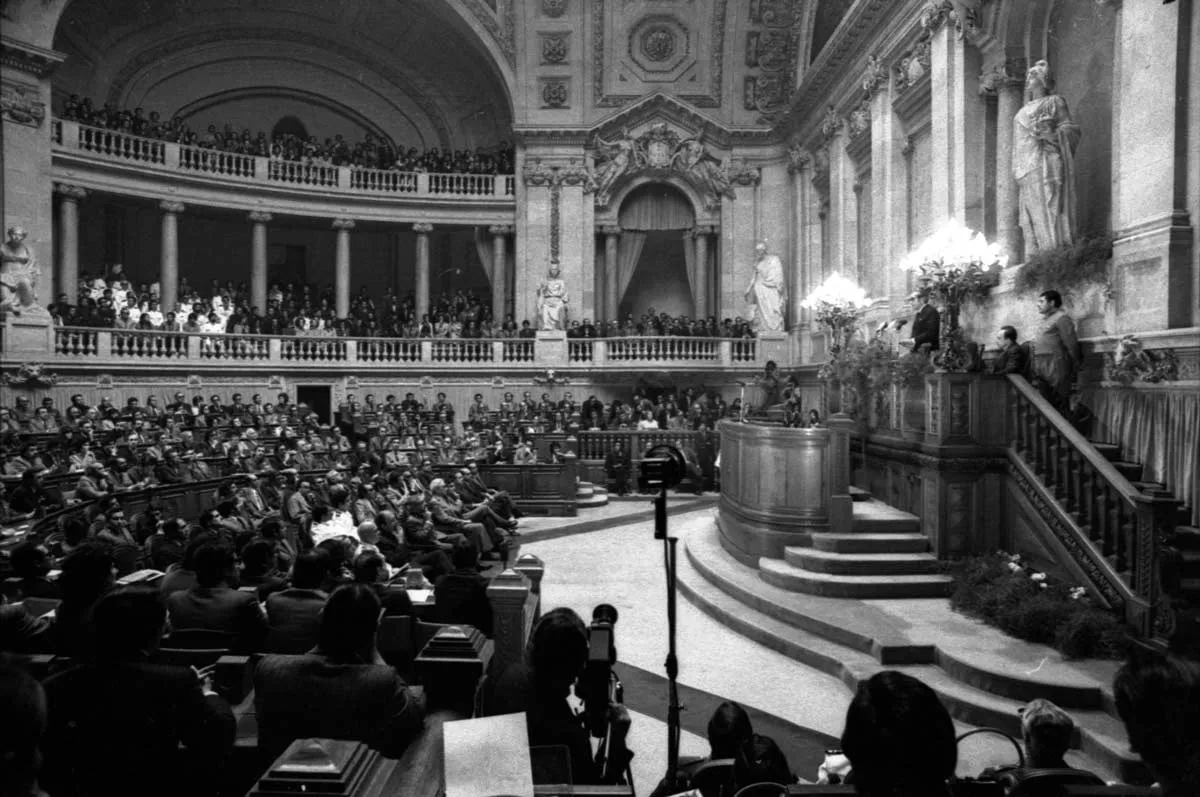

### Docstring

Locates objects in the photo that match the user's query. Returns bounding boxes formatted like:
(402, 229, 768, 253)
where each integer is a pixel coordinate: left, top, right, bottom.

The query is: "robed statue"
(1013, 60, 1081, 254)
(0, 226, 41, 315)
(537, 264, 570, 331)
(591, 129, 640, 201)
(743, 242, 786, 332)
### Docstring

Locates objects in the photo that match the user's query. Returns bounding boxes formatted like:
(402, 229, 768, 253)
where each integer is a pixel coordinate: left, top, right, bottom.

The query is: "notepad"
(443, 712, 533, 797)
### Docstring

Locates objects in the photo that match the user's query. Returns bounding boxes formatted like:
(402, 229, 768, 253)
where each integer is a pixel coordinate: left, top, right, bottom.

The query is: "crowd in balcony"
(58, 95, 515, 174)
(48, 269, 760, 341)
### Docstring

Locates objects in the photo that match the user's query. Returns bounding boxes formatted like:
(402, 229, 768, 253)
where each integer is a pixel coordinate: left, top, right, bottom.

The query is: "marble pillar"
(248, 212, 272, 314)
(982, 59, 1026, 265)
(488, 224, 511, 323)
(332, 217, 354, 318)
(694, 226, 711, 319)
(929, 22, 985, 228)
(787, 157, 808, 336)
(602, 225, 620, 322)
(414, 222, 433, 322)
(159, 201, 185, 312)
(55, 184, 86, 304)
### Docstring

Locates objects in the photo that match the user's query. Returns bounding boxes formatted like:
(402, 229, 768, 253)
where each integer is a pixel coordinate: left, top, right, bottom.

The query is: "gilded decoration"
(540, 33, 569, 64)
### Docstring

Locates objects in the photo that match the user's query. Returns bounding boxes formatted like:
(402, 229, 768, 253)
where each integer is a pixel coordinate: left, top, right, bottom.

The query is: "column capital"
(978, 57, 1027, 96)
(487, 224, 514, 236)
(332, 217, 356, 231)
(600, 225, 622, 236)
(412, 222, 434, 234)
(695, 225, 718, 236)
(159, 200, 186, 214)
(248, 211, 274, 224)
(54, 183, 88, 201)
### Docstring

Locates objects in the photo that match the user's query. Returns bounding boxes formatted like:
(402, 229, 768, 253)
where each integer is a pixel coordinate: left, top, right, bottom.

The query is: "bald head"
(357, 521, 379, 545)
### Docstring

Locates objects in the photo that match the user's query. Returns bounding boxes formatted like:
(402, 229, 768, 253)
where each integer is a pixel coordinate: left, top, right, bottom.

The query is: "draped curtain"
(618, 186, 695, 230)
(1083, 387, 1199, 526)
(473, 227, 493, 286)
(616, 231, 647, 310)
(681, 230, 695, 308)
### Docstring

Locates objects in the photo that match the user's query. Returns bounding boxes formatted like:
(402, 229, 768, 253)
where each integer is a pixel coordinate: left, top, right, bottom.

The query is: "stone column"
(982, 59, 1026, 265)
(413, 222, 433, 321)
(488, 224, 511, 323)
(694, 226, 711, 319)
(787, 157, 808, 329)
(159, 201, 185, 312)
(602, 225, 621, 323)
(55, 184, 86, 304)
(332, 217, 355, 318)
(248, 211, 272, 313)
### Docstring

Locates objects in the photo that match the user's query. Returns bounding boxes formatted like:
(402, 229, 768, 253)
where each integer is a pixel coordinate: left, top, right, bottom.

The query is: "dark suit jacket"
(166, 584, 267, 652)
(41, 658, 235, 797)
(253, 652, 425, 762)
(992, 341, 1030, 375)
(264, 588, 328, 653)
(433, 569, 493, 636)
(911, 303, 941, 351)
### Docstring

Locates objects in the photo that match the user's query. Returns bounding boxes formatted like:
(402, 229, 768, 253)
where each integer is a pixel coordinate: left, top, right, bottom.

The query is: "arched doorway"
(614, 184, 697, 322)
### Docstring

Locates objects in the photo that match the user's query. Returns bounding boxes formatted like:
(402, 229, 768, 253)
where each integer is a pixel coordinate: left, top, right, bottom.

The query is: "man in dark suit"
(263, 550, 329, 653)
(165, 542, 267, 652)
(605, 441, 632, 496)
(909, 295, 941, 351)
(41, 587, 235, 797)
(254, 584, 426, 763)
(432, 541, 493, 636)
(992, 325, 1030, 375)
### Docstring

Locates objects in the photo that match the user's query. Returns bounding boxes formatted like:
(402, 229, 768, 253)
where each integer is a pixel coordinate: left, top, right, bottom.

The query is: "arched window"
(271, 115, 308, 142)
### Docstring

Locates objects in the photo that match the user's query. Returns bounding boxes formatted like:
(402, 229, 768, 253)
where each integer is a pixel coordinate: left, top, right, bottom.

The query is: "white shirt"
(310, 510, 358, 547)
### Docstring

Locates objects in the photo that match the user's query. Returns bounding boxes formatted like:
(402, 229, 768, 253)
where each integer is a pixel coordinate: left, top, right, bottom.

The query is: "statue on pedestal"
(536, 264, 569, 331)
(1013, 60, 1081, 254)
(0, 226, 43, 316)
(743, 242, 786, 332)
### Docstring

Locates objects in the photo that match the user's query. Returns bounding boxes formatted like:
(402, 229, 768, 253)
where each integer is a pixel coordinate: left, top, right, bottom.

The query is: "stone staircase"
(752, 489, 953, 600)
(576, 481, 609, 509)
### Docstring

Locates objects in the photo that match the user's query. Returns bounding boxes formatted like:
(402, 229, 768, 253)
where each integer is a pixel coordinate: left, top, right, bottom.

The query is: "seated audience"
(253, 583, 426, 762)
(263, 550, 330, 654)
(53, 542, 116, 657)
(431, 540, 493, 635)
(1114, 649, 1200, 797)
(8, 541, 61, 599)
(165, 541, 267, 652)
(649, 700, 755, 797)
(40, 587, 236, 797)
(351, 549, 415, 616)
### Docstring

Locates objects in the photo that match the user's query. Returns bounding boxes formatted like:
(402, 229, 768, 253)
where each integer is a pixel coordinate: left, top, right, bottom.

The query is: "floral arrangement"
(948, 551, 1129, 660)
(899, 218, 1006, 309)
(1013, 234, 1113, 298)
(801, 272, 871, 357)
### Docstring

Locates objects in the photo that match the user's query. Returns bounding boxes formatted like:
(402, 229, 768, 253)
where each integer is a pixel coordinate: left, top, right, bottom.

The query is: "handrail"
(1006, 374, 1142, 503)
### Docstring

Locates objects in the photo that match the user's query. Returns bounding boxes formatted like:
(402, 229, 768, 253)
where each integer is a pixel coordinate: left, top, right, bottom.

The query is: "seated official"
(8, 541, 61, 600)
(840, 670, 957, 797)
(489, 607, 633, 785)
(992, 325, 1030, 375)
(165, 541, 268, 652)
(41, 587, 236, 797)
(253, 584, 426, 762)
(380, 509, 454, 581)
(263, 550, 330, 653)
(238, 538, 289, 601)
(54, 542, 117, 657)
(352, 550, 415, 616)
(431, 541, 493, 635)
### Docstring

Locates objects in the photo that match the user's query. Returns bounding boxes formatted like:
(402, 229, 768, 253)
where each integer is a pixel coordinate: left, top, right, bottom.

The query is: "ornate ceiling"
(49, 0, 514, 150)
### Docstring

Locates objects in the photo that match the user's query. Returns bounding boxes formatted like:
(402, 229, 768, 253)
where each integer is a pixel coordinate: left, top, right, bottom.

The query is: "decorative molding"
(412, 222, 434, 234)
(487, 224, 514, 236)
(818, 105, 843, 147)
(742, 0, 805, 123)
(540, 32, 570, 65)
(786, 142, 809, 174)
(1, 77, 45, 128)
(920, 0, 955, 35)
(0, 36, 67, 78)
(54, 184, 88, 202)
(550, 181, 562, 263)
(861, 54, 888, 99)
(588, 92, 775, 151)
(894, 38, 932, 95)
(1102, 335, 1181, 385)
(461, 0, 517, 66)
(589, 122, 741, 209)
(248, 211, 274, 224)
(1, 362, 58, 387)
(540, 77, 570, 109)
(332, 218, 356, 231)
(159, 200, 186, 214)
(727, 160, 762, 187)
(978, 57, 1027, 96)
(846, 98, 871, 141)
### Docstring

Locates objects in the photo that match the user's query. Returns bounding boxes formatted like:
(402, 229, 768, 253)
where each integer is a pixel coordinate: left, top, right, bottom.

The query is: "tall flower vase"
(934, 302, 971, 372)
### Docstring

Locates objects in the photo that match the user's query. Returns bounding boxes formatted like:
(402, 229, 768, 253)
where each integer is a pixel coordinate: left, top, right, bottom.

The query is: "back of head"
(328, 484, 349, 508)
(88, 586, 167, 660)
(841, 670, 956, 796)
(708, 701, 754, 759)
(733, 734, 793, 789)
(451, 539, 478, 570)
(0, 660, 46, 796)
(357, 521, 378, 544)
(10, 542, 48, 580)
(240, 539, 275, 577)
(291, 550, 330, 590)
(62, 515, 89, 547)
(1114, 649, 1200, 792)
(528, 607, 588, 694)
(192, 541, 235, 588)
(59, 542, 115, 606)
(1020, 698, 1074, 766)
(317, 583, 382, 662)
(352, 551, 386, 584)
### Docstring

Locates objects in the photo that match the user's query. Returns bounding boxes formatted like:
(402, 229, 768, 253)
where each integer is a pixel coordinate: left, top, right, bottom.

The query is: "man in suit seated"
(263, 550, 330, 654)
(992, 324, 1030, 375)
(41, 587, 236, 797)
(352, 550, 414, 616)
(379, 509, 453, 582)
(165, 541, 268, 653)
(253, 584, 426, 763)
(431, 541, 493, 636)
(8, 541, 61, 600)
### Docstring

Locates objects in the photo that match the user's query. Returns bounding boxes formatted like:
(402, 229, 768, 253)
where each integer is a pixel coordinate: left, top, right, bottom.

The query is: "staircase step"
(576, 485, 595, 498)
(848, 485, 871, 502)
(758, 558, 953, 599)
(785, 547, 942, 576)
(577, 494, 609, 508)
(1109, 461, 1144, 481)
(592, 486, 609, 497)
(1171, 526, 1200, 550)
(851, 500, 921, 534)
(811, 533, 930, 555)
(1132, 481, 1168, 493)
(1091, 442, 1122, 462)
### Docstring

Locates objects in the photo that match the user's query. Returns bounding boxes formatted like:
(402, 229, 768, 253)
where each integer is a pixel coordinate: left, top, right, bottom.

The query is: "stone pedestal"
(535, 330, 567, 366)
(2, 311, 53, 357)
(757, 332, 788, 365)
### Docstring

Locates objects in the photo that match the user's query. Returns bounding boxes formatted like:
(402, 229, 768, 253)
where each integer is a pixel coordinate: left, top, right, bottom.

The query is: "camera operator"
(489, 607, 634, 784)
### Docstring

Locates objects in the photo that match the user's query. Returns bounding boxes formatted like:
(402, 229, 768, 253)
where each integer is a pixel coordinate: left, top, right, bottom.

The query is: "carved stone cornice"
(487, 225, 514, 236)
(727, 160, 762, 187)
(2, 77, 45, 128)
(412, 222, 434, 234)
(0, 36, 67, 77)
(861, 54, 889, 99)
(978, 57, 1027, 96)
(332, 218, 356, 231)
(248, 211, 274, 224)
(600, 225, 622, 236)
(587, 91, 776, 150)
(159, 200, 186, 214)
(818, 105, 843, 147)
(846, 98, 872, 141)
(54, 184, 88, 202)
(920, 1, 955, 35)
(521, 158, 595, 190)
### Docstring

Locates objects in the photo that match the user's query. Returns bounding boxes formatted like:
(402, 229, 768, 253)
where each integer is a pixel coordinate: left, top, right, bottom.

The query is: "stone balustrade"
(51, 119, 517, 201)
(23, 324, 776, 371)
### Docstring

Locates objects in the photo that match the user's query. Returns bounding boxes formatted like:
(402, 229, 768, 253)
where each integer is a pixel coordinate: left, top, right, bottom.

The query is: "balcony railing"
(36, 327, 768, 370)
(52, 119, 516, 201)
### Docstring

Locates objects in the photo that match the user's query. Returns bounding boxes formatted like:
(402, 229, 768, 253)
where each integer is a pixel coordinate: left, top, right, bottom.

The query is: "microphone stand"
(655, 483, 683, 791)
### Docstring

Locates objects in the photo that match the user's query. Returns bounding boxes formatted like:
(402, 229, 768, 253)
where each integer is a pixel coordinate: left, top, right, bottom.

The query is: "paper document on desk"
(444, 712, 533, 797)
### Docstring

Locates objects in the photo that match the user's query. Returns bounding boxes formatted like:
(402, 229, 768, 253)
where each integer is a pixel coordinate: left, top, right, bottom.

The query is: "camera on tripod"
(639, 444, 686, 492)
(579, 603, 622, 739)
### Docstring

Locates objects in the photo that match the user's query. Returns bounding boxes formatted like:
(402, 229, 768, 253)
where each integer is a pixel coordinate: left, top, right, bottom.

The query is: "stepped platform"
(576, 481, 609, 508)
(679, 515, 1144, 783)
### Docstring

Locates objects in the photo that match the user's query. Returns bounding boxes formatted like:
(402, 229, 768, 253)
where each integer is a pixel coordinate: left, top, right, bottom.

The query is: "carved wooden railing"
(1007, 374, 1180, 639)
(35, 326, 768, 369)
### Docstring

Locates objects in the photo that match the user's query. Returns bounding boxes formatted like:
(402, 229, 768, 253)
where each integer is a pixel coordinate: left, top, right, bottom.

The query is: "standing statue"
(0, 226, 41, 315)
(591, 128, 639, 201)
(536, 264, 570, 331)
(743, 242, 786, 332)
(672, 137, 735, 201)
(1013, 60, 1081, 254)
